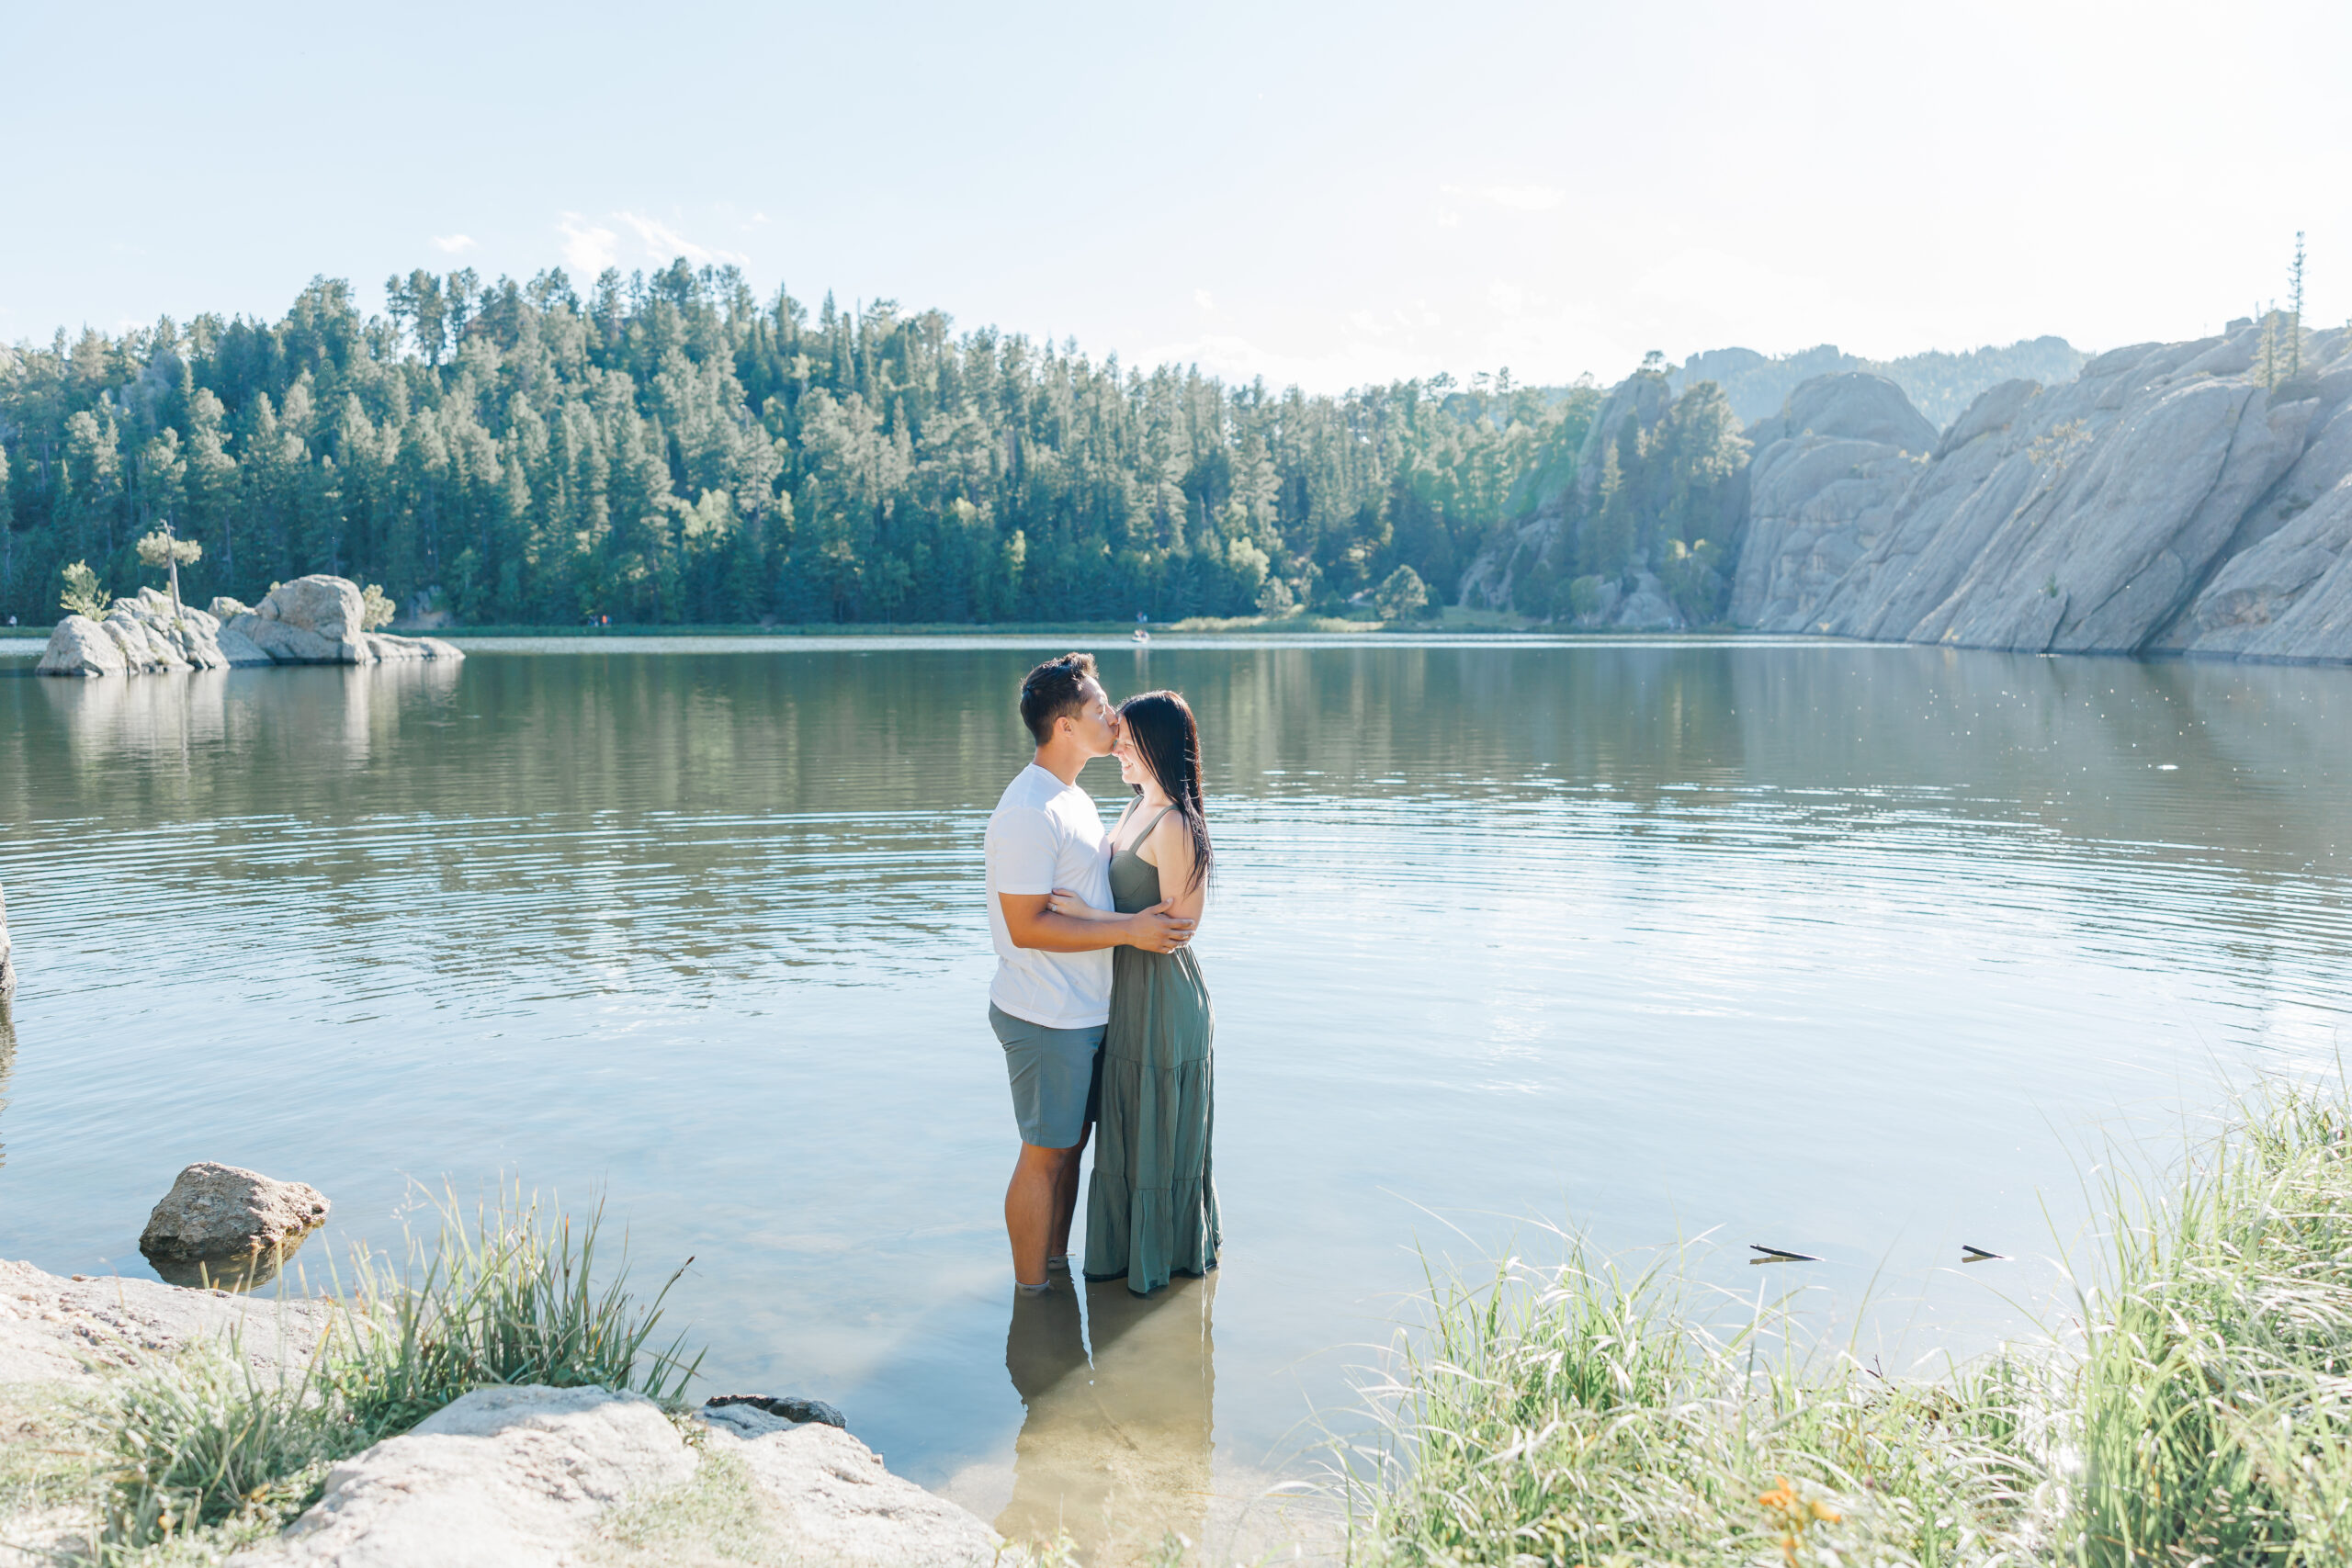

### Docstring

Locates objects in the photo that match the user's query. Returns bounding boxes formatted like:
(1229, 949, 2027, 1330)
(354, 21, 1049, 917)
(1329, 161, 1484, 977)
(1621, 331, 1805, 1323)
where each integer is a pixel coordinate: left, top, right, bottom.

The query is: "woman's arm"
(1045, 887, 1122, 920)
(1139, 811, 1207, 923)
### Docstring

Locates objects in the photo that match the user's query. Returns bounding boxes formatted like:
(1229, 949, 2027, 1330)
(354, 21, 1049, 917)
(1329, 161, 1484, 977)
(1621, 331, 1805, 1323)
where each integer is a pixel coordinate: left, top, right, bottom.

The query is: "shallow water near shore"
(2, 636, 2349, 1560)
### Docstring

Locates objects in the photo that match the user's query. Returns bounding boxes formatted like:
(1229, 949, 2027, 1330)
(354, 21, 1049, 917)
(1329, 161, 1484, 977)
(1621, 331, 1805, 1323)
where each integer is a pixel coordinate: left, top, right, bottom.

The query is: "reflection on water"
(141, 1235, 314, 1293)
(2, 641, 2351, 1552)
(998, 1277, 1216, 1562)
(0, 1000, 13, 1170)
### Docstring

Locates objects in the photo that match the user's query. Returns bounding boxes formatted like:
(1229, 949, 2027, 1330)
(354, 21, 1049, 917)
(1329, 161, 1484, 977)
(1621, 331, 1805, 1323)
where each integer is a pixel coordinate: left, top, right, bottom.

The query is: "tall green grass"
(1345, 1251, 2049, 1566)
(1347, 1073, 2352, 1566)
(2065, 1075, 2352, 1564)
(329, 1185, 702, 1431)
(85, 1184, 701, 1562)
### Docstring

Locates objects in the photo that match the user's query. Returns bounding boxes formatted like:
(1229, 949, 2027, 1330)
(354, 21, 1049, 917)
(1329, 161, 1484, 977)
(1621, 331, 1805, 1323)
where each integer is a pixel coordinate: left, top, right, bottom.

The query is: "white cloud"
(557, 213, 618, 275)
(1193, 288, 1216, 312)
(1487, 281, 1526, 314)
(429, 233, 477, 254)
(616, 211, 750, 269)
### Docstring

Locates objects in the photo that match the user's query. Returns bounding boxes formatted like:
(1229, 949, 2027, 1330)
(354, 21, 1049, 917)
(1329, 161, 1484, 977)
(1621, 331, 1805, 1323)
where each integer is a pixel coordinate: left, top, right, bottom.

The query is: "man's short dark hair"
(1020, 652, 1100, 745)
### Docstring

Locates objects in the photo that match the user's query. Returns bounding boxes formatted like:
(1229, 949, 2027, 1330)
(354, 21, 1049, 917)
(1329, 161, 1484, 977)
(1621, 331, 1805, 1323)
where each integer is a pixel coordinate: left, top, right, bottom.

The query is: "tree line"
(0, 264, 1650, 629)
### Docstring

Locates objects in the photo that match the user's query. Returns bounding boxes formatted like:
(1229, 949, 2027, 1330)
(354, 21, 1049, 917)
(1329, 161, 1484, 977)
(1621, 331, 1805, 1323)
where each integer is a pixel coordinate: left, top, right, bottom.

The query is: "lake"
(3, 635, 2348, 1561)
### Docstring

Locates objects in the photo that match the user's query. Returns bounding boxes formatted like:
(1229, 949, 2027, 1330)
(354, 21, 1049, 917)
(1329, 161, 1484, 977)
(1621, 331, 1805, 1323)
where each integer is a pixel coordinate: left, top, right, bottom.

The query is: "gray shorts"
(989, 1003, 1104, 1150)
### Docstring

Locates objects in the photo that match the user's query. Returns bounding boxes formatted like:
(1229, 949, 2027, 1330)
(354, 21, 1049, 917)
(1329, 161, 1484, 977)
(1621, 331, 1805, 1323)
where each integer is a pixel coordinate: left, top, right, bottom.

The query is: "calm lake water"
(3, 635, 2349, 1559)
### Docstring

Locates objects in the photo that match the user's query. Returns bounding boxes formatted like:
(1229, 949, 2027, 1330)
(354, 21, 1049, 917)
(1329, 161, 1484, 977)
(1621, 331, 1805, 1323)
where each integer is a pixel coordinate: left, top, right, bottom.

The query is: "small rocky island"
(35, 574, 461, 678)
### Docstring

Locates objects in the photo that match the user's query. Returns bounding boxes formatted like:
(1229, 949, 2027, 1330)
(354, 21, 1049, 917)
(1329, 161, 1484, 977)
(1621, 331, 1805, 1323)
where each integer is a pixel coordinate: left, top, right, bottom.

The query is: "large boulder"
(225, 1386, 1005, 1567)
(139, 1163, 331, 1264)
(229, 1387, 697, 1566)
(33, 615, 125, 677)
(1730, 374, 1936, 630)
(227, 576, 369, 664)
(218, 578, 466, 668)
(215, 620, 277, 666)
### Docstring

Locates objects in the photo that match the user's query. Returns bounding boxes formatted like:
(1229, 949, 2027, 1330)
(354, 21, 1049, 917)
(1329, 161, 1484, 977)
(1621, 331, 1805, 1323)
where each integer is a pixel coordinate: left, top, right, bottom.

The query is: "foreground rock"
(139, 1162, 330, 1265)
(226, 1385, 1005, 1567)
(36, 576, 460, 676)
(0, 1258, 333, 1388)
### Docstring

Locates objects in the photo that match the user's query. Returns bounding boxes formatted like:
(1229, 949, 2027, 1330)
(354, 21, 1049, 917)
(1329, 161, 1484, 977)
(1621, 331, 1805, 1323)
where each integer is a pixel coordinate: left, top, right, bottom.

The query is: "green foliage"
(1510, 377, 1747, 621)
(1675, 337, 2088, 428)
(329, 1184, 701, 1434)
(133, 531, 201, 570)
(1374, 564, 1428, 621)
(59, 558, 107, 618)
(1351, 1074, 2352, 1566)
(2063, 1076, 2352, 1564)
(1564, 573, 1606, 621)
(1350, 1248, 2045, 1565)
(0, 270, 1577, 626)
(70, 1186, 702, 1562)
(358, 582, 395, 630)
(95, 1340, 356, 1554)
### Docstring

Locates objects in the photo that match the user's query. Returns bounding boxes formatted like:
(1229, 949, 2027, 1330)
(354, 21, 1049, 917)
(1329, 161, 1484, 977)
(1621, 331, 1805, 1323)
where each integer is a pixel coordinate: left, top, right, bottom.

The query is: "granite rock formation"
(36, 576, 460, 676)
(1637, 319, 2352, 662)
(1731, 373, 1936, 630)
(139, 1163, 331, 1264)
(33, 588, 262, 676)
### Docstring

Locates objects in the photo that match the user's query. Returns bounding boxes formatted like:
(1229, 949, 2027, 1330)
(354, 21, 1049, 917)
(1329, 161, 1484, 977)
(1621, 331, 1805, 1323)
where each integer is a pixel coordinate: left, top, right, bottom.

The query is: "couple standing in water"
(984, 651, 1219, 1296)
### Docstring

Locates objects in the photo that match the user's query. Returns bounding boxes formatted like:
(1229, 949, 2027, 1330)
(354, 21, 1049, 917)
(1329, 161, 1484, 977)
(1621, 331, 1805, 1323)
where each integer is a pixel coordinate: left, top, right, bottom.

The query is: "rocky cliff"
(1507, 317, 2352, 663)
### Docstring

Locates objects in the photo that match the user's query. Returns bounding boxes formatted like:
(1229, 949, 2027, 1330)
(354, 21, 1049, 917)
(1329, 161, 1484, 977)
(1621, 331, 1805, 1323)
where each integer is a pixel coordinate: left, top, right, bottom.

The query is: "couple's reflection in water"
(1000, 1272, 1217, 1564)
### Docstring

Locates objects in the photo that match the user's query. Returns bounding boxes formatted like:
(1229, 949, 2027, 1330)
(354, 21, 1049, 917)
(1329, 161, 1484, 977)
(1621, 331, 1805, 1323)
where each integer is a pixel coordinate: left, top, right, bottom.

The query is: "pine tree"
(2289, 231, 2307, 382)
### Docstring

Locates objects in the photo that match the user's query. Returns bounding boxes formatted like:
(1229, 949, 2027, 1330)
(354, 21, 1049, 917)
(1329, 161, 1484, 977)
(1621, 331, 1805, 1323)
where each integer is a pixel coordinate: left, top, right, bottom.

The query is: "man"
(986, 652, 1193, 1292)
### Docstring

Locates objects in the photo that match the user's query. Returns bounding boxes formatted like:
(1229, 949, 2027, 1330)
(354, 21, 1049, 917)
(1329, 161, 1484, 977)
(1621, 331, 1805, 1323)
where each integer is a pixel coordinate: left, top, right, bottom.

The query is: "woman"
(1047, 690, 1220, 1294)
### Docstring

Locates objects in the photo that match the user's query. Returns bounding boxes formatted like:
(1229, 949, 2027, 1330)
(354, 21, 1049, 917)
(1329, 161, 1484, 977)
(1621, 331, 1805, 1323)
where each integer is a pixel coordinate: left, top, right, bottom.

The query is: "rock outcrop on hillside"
(35, 576, 460, 677)
(1731, 374, 1935, 630)
(1686, 319, 2352, 662)
(1459, 371, 1686, 627)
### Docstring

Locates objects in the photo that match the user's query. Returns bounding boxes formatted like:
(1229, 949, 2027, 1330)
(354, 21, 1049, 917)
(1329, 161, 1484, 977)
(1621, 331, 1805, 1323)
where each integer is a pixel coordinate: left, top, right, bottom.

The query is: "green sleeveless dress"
(1085, 804, 1220, 1294)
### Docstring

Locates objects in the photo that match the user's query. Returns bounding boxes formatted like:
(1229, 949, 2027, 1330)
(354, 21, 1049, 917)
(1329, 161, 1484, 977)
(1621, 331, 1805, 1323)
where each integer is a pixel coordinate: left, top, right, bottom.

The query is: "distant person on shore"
(986, 653, 1194, 1292)
(1046, 690, 1222, 1294)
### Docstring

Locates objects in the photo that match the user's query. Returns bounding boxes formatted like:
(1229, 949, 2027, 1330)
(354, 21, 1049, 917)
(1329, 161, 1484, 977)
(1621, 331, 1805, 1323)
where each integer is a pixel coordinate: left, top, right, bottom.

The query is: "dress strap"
(1121, 802, 1182, 852)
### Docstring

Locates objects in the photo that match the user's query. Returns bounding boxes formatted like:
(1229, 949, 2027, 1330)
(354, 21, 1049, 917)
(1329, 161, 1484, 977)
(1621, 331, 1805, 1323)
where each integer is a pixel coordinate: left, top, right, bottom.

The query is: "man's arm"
(1000, 892, 1194, 954)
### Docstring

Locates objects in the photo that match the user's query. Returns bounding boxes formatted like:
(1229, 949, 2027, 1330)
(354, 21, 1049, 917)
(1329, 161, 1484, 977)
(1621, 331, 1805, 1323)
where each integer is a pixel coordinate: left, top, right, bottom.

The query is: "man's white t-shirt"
(986, 763, 1115, 1029)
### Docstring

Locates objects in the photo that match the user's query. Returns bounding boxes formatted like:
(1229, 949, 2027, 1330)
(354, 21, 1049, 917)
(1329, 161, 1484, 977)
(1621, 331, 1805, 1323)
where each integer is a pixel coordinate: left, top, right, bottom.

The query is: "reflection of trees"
(998, 1274, 1216, 1564)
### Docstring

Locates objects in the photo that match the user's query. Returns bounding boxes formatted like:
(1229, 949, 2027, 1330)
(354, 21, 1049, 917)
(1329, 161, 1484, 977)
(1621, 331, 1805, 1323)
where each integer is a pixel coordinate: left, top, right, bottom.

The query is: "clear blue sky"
(5, 0, 2346, 391)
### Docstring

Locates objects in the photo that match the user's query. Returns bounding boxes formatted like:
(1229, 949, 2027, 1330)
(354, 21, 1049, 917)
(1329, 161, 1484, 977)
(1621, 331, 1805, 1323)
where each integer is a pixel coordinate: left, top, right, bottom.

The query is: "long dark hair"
(1119, 690, 1212, 895)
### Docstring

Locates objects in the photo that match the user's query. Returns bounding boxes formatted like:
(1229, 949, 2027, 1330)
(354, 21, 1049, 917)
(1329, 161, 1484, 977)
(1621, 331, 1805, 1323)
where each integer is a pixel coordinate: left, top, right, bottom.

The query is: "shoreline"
(6, 617, 2347, 667)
